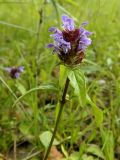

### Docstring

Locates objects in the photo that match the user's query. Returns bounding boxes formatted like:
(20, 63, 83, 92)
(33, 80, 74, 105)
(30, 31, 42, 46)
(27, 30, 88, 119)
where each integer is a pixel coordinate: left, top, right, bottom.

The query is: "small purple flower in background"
(47, 15, 92, 66)
(5, 66, 24, 79)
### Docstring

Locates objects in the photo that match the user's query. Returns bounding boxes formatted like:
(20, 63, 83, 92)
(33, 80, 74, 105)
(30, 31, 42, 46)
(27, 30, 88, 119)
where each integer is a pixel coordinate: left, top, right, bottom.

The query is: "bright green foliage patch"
(0, 0, 120, 160)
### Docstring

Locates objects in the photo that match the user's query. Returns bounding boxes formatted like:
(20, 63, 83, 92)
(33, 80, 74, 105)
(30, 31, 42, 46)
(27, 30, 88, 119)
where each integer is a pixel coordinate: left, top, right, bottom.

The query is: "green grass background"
(0, 0, 120, 159)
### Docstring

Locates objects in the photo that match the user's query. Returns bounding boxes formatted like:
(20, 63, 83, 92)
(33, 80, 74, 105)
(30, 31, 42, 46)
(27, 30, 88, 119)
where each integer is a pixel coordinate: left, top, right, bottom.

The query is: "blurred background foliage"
(0, 0, 120, 160)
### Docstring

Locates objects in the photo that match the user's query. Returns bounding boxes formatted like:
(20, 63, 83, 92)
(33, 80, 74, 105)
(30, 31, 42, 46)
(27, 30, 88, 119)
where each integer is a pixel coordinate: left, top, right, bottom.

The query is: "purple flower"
(5, 66, 24, 79)
(47, 15, 92, 65)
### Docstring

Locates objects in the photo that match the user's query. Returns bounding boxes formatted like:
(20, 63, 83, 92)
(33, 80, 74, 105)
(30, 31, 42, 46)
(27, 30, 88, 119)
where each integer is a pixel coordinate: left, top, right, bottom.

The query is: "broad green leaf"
(82, 154, 94, 160)
(87, 144, 105, 159)
(67, 68, 86, 107)
(39, 131, 59, 149)
(59, 65, 67, 88)
(68, 152, 80, 160)
(87, 95, 103, 127)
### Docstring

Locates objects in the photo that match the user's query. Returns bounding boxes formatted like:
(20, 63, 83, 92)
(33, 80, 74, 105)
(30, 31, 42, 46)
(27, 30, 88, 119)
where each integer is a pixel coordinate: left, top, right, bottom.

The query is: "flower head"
(5, 66, 24, 79)
(47, 15, 92, 66)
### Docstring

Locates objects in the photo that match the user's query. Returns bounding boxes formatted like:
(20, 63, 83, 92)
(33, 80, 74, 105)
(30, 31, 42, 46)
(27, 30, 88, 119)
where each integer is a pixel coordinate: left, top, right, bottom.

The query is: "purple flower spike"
(47, 15, 92, 66)
(5, 66, 24, 79)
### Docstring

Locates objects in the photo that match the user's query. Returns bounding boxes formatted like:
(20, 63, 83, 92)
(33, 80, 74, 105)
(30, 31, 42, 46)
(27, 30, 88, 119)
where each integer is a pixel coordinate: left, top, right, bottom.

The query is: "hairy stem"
(43, 77, 70, 160)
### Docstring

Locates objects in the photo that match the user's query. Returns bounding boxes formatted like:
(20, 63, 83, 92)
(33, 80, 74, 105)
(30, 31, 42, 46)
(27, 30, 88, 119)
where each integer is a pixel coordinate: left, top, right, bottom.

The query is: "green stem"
(43, 77, 70, 160)
(0, 76, 17, 99)
(0, 77, 31, 120)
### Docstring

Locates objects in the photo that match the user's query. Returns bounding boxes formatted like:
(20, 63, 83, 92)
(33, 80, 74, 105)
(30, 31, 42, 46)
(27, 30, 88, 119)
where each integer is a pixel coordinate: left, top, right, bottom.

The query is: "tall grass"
(0, 0, 120, 159)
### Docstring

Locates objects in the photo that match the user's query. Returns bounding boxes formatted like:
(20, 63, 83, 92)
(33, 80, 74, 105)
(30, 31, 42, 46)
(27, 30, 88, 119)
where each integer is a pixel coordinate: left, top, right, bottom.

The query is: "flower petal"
(18, 66, 24, 72)
(81, 21, 88, 26)
(62, 15, 69, 22)
(15, 72, 20, 79)
(84, 30, 93, 36)
(78, 43, 87, 51)
(4, 67, 12, 73)
(49, 27, 57, 32)
(62, 15, 75, 31)
(80, 36, 92, 46)
(47, 43, 54, 48)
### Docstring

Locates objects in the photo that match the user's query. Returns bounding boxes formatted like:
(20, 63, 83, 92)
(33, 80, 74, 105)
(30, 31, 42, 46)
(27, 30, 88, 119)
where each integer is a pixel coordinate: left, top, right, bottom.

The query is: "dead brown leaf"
(48, 146, 64, 160)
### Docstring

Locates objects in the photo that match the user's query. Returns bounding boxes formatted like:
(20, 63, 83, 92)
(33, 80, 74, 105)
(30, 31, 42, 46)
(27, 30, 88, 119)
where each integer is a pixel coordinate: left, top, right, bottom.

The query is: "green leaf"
(82, 154, 94, 160)
(101, 130, 114, 160)
(61, 144, 69, 158)
(12, 84, 58, 108)
(68, 152, 80, 160)
(16, 82, 26, 95)
(51, 0, 60, 24)
(67, 68, 86, 107)
(87, 144, 105, 159)
(59, 65, 67, 88)
(65, 0, 78, 6)
(87, 95, 103, 127)
(39, 131, 59, 149)
(19, 122, 30, 135)
(19, 121, 33, 139)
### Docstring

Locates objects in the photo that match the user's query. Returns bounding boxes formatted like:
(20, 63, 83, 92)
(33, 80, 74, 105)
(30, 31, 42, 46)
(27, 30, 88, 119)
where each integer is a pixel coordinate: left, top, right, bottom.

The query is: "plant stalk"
(43, 77, 70, 160)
